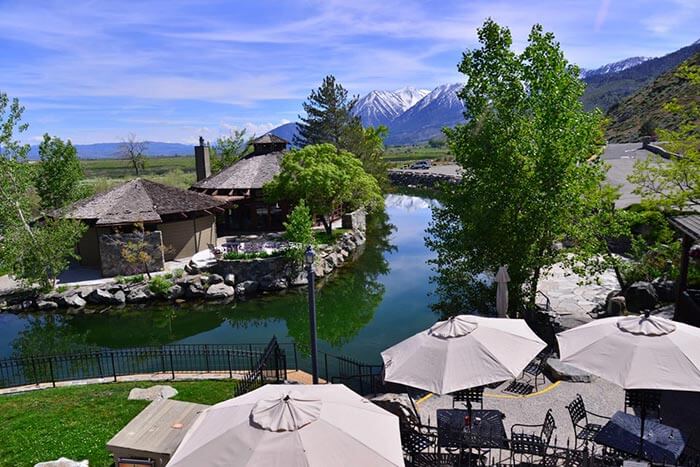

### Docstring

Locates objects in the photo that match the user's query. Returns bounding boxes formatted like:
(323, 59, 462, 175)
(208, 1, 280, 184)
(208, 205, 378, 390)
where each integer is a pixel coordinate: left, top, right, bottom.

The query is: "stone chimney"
(194, 136, 211, 181)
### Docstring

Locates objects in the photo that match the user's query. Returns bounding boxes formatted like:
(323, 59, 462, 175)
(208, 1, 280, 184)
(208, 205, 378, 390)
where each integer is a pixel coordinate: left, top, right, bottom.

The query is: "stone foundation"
(99, 231, 165, 277)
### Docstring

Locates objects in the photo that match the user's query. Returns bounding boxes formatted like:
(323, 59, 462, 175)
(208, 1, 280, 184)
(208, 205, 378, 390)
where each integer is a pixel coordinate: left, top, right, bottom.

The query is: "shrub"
(125, 274, 145, 284)
(223, 250, 277, 260)
(55, 285, 69, 293)
(148, 275, 173, 295)
(171, 268, 184, 279)
(284, 200, 314, 245)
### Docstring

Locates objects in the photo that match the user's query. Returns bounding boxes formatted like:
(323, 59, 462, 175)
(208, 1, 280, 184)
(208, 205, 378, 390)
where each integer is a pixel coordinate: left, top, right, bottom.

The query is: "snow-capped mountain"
(384, 83, 465, 145)
(580, 56, 652, 79)
(353, 87, 429, 127)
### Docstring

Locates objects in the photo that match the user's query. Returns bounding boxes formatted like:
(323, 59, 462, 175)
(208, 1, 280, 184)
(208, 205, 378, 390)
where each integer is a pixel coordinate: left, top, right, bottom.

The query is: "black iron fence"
(0, 341, 283, 389)
(233, 337, 287, 397)
(320, 351, 385, 395)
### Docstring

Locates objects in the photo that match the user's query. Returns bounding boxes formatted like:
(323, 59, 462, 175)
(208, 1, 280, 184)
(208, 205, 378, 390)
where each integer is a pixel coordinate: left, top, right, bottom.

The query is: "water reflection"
(3, 194, 438, 364)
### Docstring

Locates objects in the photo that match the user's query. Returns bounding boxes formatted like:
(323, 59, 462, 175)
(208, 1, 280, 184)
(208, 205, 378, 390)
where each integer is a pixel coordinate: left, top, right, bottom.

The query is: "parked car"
(409, 160, 431, 170)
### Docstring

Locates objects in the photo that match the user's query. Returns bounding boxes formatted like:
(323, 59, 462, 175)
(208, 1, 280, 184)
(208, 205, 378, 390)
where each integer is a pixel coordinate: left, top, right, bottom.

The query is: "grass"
(222, 250, 281, 260)
(0, 380, 235, 467)
(384, 145, 452, 164)
(314, 228, 351, 245)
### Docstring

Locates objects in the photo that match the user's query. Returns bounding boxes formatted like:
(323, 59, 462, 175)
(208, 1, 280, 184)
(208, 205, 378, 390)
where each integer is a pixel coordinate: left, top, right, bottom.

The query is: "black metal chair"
(566, 393, 610, 450)
(401, 423, 463, 467)
(452, 386, 484, 410)
(523, 349, 551, 391)
(624, 389, 662, 420)
(510, 409, 557, 465)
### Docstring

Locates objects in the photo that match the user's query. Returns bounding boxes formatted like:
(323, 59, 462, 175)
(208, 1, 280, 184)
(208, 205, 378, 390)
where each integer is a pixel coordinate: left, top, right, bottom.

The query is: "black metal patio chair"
(510, 409, 557, 466)
(566, 393, 610, 450)
(452, 386, 484, 410)
(401, 423, 464, 467)
(523, 349, 552, 391)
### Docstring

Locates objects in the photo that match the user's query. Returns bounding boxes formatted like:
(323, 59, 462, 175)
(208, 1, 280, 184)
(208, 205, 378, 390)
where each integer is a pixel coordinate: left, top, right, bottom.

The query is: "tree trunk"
(529, 265, 541, 311)
(321, 216, 332, 237)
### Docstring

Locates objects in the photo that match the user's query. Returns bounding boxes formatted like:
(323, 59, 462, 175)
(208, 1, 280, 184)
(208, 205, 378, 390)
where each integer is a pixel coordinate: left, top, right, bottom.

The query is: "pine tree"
(295, 75, 359, 148)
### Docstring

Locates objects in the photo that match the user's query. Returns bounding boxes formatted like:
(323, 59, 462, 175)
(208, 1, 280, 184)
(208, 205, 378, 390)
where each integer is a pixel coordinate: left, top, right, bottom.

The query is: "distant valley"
(28, 141, 193, 160)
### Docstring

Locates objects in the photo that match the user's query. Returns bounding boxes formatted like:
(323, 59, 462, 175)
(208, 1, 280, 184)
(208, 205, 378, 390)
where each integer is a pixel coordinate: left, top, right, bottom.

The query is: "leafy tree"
(284, 200, 315, 246)
(629, 62, 700, 211)
(119, 134, 147, 176)
(264, 144, 383, 236)
(639, 118, 658, 140)
(295, 75, 359, 148)
(35, 134, 89, 210)
(211, 128, 253, 174)
(340, 124, 390, 190)
(426, 20, 617, 314)
(0, 92, 86, 291)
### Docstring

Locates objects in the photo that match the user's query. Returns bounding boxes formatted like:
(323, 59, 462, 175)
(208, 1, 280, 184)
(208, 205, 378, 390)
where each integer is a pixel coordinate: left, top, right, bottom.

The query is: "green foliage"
(428, 137, 447, 148)
(119, 224, 160, 279)
(171, 268, 184, 279)
(0, 381, 235, 467)
(284, 200, 315, 245)
(340, 124, 390, 190)
(148, 275, 173, 295)
(629, 60, 700, 211)
(222, 250, 278, 260)
(35, 134, 88, 210)
(210, 128, 252, 174)
(427, 20, 616, 314)
(295, 75, 358, 148)
(314, 228, 351, 245)
(264, 144, 383, 235)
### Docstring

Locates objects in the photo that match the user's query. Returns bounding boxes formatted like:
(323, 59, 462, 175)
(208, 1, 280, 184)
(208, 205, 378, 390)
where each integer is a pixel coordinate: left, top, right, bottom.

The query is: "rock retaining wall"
(1, 227, 367, 313)
(388, 170, 460, 188)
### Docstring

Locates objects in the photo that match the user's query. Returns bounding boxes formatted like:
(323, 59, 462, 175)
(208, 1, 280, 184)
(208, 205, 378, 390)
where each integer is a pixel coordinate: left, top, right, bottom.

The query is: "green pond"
(0, 194, 440, 366)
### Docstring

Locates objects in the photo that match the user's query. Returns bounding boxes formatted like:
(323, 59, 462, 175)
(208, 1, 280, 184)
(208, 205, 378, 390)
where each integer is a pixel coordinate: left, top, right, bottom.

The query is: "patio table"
(594, 411, 687, 463)
(437, 409, 508, 450)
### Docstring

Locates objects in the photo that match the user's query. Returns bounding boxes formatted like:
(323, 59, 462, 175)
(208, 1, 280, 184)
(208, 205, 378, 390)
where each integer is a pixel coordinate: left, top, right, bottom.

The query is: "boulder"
(166, 284, 183, 300)
(126, 286, 153, 303)
(86, 288, 115, 305)
(651, 278, 676, 303)
(289, 271, 309, 286)
(185, 283, 205, 298)
(184, 262, 199, 275)
(260, 275, 288, 292)
(207, 273, 224, 285)
(607, 296, 627, 316)
(36, 300, 58, 311)
(235, 280, 259, 296)
(624, 281, 658, 313)
(127, 385, 178, 401)
(206, 282, 235, 299)
(224, 273, 236, 286)
(34, 458, 89, 467)
(545, 358, 592, 383)
(62, 294, 86, 308)
(113, 290, 126, 305)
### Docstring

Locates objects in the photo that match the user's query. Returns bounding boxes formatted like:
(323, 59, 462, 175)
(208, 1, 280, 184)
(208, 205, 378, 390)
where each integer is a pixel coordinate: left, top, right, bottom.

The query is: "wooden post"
(676, 233, 692, 314)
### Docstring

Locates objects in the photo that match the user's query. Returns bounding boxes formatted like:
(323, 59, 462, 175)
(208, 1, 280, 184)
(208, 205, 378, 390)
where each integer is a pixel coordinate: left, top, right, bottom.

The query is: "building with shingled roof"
(54, 178, 226, 275)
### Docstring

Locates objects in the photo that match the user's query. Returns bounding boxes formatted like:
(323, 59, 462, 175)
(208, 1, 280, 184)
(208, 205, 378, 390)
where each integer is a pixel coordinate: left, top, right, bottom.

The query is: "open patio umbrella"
(495, 266, 510, 317)
(167, 384, 404, 467)
(381, 314, 547, 395)
(557, 312, 700, 458)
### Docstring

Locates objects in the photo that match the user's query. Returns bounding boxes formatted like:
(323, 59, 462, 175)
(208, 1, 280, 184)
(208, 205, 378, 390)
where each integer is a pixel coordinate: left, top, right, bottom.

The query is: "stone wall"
(342, 208, 367, 232)
(99, 231, 165, 277)
(388, 170, 461, 188)
(642, 140, 680, 160)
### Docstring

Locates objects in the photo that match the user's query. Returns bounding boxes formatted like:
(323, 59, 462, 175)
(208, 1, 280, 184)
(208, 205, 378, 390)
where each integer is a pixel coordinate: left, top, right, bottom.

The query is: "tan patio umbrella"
(558, 313, 700, 457)
(495, 266, 510, 317)
(167, 384, 404, 467)
(558, 313, 700, 391)
(381, 314, 547, 395)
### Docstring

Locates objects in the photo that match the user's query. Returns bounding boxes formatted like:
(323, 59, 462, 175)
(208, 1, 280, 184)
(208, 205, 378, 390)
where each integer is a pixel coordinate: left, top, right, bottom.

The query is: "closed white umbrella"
(381, 314, 547, 395)
(167, 384, 404, 467)
(495, 266, 510, 317)
(558, 313, 700, 391)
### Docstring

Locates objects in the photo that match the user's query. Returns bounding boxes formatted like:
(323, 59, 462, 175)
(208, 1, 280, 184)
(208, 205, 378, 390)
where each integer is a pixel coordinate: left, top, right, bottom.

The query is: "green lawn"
(0, 380, 235, 467)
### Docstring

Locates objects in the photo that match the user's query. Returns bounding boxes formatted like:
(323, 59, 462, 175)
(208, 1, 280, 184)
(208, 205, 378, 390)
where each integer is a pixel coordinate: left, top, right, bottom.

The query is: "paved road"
(398, 143, 662, 209)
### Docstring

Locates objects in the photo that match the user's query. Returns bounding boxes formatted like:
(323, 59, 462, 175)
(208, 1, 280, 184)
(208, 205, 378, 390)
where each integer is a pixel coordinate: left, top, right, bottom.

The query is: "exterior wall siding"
(160, 215, 217, 260)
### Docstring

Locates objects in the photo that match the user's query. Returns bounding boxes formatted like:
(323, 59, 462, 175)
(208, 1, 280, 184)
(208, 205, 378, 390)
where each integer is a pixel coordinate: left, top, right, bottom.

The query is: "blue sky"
(1, 0, 698, 145)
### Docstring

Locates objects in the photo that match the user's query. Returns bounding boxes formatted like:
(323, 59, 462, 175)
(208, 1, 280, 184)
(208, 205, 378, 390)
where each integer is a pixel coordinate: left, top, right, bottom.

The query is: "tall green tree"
(0, 92, 86, 291)
(211, 128, 253, 174)
(426, 20, 616, 315)
(340, 123, 390, 190)
(35, 134, 88, 210)
(295, 75, 359, 148)
(630, 61, 700, 211)
(264, 143, 383, 236)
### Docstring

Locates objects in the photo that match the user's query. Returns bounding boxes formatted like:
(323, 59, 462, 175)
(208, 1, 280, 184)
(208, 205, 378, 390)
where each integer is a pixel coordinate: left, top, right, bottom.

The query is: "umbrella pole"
(638, 405, 646, 459)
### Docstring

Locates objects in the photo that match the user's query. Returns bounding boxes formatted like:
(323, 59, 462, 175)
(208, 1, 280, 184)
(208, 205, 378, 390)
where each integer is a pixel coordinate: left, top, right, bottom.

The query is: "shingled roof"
(191, 151, 284, 191)
(56, 178, 225, 226)
(253, 134, 288, 144)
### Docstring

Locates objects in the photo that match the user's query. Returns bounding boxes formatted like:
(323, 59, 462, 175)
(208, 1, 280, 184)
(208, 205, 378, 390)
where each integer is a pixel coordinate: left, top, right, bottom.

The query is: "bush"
(148, 275, 173, 295)
(125, 274, 144, 284)
(284, 200, 314, 245)
(171, 268, 184, 279)
(223, 250, 277, 260)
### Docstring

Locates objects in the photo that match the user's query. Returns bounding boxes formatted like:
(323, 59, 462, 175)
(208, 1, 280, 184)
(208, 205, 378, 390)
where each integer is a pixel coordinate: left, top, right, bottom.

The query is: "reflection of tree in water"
(12, 315, 91, 358)
(226, 209, 396, 353)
